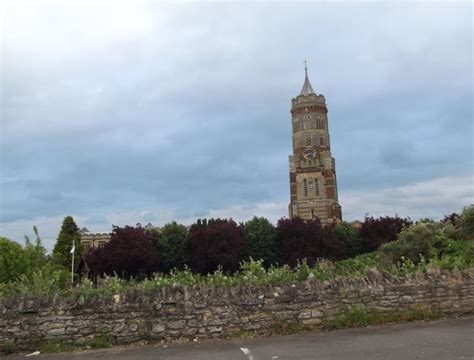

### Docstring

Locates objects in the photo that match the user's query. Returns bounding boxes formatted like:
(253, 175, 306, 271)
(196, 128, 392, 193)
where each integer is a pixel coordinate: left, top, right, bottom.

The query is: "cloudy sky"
(1, 1, 473, 250)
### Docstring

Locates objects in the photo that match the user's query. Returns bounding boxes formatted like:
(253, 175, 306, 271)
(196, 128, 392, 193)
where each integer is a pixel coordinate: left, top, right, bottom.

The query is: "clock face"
(303, 146, 316, 160)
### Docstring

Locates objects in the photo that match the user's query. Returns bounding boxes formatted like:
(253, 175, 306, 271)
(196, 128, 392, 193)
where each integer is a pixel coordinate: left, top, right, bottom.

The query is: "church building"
(288, 65, 342, 224)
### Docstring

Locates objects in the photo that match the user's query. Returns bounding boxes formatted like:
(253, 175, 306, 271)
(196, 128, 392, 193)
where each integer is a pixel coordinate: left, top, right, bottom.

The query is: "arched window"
(315, 178, 320, 197)
(303, 179, 308, 198)
(319, 136, 324, 146)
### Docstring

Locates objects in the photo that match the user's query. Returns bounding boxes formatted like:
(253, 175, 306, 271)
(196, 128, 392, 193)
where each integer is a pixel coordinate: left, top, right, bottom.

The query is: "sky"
(1, 1, 473, 250)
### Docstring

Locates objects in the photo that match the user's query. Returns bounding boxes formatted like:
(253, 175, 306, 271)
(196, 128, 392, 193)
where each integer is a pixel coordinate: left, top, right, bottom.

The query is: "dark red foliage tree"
(276, 217, 343, 267)
(86, 224, 159, 279)
(358, 216, 412, 253)
(441, 212, 460, 227)
(188, 218, 245, 275)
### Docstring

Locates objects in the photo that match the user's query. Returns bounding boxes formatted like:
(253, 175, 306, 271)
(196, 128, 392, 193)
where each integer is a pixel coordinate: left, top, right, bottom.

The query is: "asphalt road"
(5, 316, 474, 360)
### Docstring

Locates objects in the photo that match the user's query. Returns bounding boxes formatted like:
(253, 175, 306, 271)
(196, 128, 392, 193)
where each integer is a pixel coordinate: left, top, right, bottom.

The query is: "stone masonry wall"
(1, 267, 473, 353)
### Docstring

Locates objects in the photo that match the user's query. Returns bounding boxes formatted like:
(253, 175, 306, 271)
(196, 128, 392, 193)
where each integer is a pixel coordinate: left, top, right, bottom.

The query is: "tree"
(243, 217, 278, 267)
(0, 229, 48, 283)
(188, 218, 245, 274)
(0, 237, 27, 283)
(52, 216, 83, 269)
(358, 216, 412, 254)
(276, 217, 343, 267)
(459, 205, 474, 240)
(332, 222, 363, 259)
(153, 222, 189, 273)
(86, 224, 159, 279)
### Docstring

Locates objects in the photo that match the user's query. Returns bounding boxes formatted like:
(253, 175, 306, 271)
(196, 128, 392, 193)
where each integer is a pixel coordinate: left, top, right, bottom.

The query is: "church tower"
(288, 64, 342, 224)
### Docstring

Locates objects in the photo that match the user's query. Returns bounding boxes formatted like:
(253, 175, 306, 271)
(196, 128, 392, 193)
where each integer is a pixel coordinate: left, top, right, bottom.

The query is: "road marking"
(240, 347, 254, 360)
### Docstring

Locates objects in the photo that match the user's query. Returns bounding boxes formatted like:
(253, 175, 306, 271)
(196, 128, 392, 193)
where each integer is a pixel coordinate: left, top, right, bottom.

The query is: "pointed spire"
(300, 58, 315, 95)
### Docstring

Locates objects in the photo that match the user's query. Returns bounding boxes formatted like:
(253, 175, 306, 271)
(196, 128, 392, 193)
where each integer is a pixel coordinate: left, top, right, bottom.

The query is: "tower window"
(303, 179, 308, 198)
(315, 178, 320, 196)
(319, 136, 324, 146)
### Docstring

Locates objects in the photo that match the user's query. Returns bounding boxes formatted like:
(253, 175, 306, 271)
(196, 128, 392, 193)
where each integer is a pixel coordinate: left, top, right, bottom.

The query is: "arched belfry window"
(315, 178, 320, 197)
(303, 179, 308, 198)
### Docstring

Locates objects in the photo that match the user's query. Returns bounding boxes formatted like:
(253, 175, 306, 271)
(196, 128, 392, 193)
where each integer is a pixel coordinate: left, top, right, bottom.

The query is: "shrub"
(188, 218, 245, 274)
(0, 232, 48, 284)
(276, 217, 343, 267)
(243, 217, 278, 267)
(380, 221, 439, 265)
(359, 215, 412, 253)
(153, 222, 189, 273)
(332, 222, 364, 258)
(379, 218, 473, 266)
(0, 237, 27, 283)
(12, 266, 70, 297)
(86, 224, 159, 279)
(23, 226, 48, 272)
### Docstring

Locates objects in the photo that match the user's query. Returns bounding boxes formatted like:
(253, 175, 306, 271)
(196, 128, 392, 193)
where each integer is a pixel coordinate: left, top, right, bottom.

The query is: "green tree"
(459, 205, 474, 240)
(243, 217, 278, 267)
(333, 222, 363, 259)
(52, 216, 83, 269)
(154, 222, 189, 273)
(0, 237, 27, 283)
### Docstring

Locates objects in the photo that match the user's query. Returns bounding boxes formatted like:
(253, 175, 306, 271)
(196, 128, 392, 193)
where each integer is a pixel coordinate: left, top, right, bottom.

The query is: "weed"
(327, 305, 443, 330)
(39, 340, 76, 353)
(2, 344, 14, 355)
(89, 329, 113, 349)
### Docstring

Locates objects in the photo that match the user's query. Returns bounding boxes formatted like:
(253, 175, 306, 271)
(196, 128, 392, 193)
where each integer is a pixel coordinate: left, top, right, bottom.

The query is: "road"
(5, 316, 474, 360)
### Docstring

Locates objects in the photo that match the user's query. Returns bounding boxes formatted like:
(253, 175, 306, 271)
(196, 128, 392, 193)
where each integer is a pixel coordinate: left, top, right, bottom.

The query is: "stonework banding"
(1, 268, 473, 353)
(288, 66, 342, 223)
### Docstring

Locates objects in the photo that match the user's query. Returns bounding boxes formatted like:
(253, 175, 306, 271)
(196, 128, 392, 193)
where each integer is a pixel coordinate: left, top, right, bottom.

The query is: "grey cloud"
(1, 2, 472, 240)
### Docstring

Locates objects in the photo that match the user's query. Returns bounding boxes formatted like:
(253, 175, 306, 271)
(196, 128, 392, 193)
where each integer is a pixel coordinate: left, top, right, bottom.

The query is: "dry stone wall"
(1, 267, 473, 353)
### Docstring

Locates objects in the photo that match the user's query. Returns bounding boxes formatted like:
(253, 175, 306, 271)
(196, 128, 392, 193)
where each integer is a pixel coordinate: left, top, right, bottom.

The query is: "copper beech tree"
(86, 224, 159, 279)
(276, 217, 343, 267)
(188, 218, 245, 275)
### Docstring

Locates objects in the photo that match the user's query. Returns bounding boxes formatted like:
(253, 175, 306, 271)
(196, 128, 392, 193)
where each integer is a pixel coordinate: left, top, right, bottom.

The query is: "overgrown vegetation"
(89, 330, 113, 349)
(0, 206, 472, 298)
(327, 305, 442, 330)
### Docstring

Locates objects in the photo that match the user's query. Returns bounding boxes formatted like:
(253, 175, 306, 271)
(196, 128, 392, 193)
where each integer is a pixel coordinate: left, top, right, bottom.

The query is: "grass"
(2, 344, 14, 355)
(89, 330, 113, 349)
(39, 340, 77, 353)
(327, 305, 442, 330)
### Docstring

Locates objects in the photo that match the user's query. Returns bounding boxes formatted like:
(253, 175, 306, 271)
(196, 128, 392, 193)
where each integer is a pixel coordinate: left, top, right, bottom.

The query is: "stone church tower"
(288, 65, 342, 224)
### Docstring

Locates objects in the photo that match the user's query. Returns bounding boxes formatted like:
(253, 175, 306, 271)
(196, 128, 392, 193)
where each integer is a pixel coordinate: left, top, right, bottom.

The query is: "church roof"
(300, 64, 315, 95)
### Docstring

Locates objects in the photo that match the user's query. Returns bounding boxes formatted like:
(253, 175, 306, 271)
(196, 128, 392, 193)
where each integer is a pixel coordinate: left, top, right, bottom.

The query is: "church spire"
(300, 59, 315, 95)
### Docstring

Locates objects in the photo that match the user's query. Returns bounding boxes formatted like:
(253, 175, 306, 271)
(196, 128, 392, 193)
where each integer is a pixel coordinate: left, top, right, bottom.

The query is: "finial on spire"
(300, 58, 315, 95)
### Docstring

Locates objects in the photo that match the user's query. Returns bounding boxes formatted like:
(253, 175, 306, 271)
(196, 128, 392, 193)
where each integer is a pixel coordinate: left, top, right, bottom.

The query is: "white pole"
(71, 239, 75, 286)
(71, 250, 74, 285)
